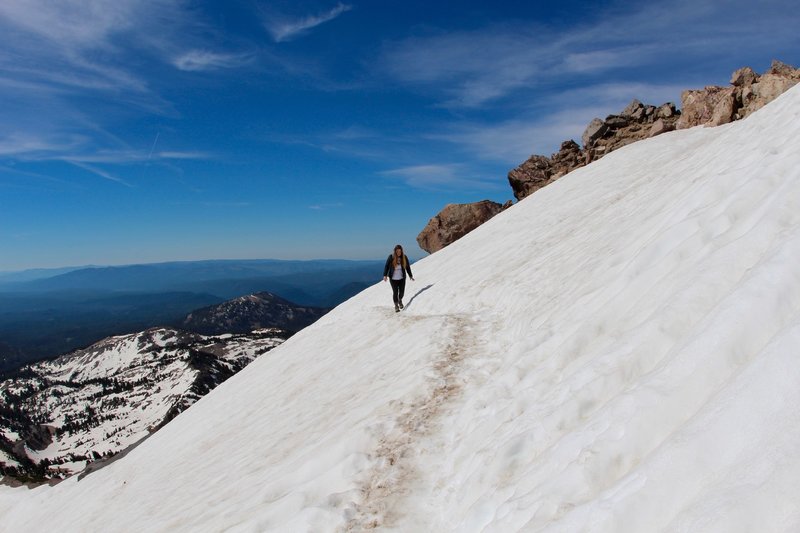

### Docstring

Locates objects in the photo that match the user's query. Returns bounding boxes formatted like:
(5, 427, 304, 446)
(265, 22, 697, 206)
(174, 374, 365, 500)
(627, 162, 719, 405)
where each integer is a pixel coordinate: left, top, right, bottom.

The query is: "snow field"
(0, 85, 799, 531)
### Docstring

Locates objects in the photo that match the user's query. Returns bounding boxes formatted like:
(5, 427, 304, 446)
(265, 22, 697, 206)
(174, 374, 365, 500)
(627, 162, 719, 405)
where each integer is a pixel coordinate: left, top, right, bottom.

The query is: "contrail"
(148, 132, 160, 160)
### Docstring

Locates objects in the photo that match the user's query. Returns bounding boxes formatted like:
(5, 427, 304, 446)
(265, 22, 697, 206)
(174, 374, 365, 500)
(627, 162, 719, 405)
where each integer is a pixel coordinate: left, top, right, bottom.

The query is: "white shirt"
(392, 262, 404, 280)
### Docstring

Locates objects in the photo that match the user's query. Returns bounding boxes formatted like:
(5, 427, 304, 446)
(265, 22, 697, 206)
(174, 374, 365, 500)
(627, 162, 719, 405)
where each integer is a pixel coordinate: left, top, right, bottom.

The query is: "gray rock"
(655, 103, 676, 119)
(581, 118, 608, 148)
(604, 115, 629, 129)
(621, 99, 643, 117)
(649, 119, 673, 137)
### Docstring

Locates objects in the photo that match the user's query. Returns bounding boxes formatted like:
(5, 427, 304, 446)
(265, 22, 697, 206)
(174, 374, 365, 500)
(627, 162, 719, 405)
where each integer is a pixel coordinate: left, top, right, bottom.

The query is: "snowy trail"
(346, 313, 484, 530)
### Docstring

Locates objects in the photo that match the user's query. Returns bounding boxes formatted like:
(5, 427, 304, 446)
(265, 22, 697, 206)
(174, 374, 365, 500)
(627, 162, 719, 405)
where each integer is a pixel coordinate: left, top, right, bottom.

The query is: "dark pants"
(390, 278, 406, 305)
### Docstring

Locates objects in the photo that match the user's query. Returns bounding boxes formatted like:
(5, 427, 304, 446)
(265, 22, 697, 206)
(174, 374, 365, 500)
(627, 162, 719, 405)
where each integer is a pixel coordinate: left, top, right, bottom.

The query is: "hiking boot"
(399, 301, 404, 309)
(395, 303, 400, 312)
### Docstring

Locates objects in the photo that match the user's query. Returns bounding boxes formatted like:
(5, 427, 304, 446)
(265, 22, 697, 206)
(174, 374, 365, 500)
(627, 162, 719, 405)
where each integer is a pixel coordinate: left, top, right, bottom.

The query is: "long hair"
(392, 244, 405, 268)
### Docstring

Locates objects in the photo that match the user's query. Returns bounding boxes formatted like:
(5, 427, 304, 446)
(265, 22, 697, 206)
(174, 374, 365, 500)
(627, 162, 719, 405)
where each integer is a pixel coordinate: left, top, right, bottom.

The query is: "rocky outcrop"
(509, 99, 680, 200)
(419, 60, 799, 252)
(417, 200, 509, 253)
(508, 140, 585, 200)
(677, 60, 800, 129)
(581, 99, 680, 164)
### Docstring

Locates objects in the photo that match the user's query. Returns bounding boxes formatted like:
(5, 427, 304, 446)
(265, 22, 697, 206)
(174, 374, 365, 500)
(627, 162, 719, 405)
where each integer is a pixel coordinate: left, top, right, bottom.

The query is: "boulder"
(604, 115, 629, 129)
(508, 155, 553, 201)
(648, 118, 673, 137)
(730, 66, 758, 87)
(621, 99, 644, 117)
(581, 118, 608, 147)
(656, 103, 677, 119)
(676, 86, 736, 129)
(416, 200, 506, 253)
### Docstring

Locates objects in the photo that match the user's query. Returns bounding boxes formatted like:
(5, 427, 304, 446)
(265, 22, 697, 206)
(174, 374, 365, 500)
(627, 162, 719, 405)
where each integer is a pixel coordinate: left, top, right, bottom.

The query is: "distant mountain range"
(0, 259, 381, 296)
(0, 259, 383, 371)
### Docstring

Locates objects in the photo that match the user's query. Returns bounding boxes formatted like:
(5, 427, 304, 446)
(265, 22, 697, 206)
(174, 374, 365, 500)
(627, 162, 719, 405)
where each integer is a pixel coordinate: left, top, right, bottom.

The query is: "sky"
(0, 0, 798, 271)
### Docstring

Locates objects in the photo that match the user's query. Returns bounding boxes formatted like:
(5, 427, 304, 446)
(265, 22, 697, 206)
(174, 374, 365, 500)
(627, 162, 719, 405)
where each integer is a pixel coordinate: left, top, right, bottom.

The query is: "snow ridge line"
(344, 314, 478, 531)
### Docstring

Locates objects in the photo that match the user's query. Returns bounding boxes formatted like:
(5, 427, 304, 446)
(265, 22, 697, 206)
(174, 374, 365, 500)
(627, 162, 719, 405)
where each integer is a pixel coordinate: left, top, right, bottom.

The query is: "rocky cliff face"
(418, 60, 799, 251)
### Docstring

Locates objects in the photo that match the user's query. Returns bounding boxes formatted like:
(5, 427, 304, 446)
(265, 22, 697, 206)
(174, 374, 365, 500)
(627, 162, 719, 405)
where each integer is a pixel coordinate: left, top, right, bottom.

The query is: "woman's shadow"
(404, 284, 434, 309)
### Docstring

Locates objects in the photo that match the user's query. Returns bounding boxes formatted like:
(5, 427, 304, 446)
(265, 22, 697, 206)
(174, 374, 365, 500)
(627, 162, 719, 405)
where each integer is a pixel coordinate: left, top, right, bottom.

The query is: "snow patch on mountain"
(0, 327, 285, 480)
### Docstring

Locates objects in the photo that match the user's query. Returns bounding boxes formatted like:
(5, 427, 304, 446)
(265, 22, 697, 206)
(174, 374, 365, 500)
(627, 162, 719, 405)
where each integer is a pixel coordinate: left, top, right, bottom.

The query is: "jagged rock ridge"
(509, 99, 681, 201)
(418, 60, 800, 250)
(678, 60, 800, 128)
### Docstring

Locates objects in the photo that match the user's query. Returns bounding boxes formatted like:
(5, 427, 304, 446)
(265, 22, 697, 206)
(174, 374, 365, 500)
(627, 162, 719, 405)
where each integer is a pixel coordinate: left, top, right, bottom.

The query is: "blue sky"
(1, 0, 798, 271)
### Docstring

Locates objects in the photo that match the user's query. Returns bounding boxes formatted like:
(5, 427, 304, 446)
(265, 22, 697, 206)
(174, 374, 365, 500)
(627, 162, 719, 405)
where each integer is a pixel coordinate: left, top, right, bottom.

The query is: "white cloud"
(0, 0, 142, 50)
(172, 50, 253, 72)
(0, 133, 86, 157)
(266, 3, 352, 43)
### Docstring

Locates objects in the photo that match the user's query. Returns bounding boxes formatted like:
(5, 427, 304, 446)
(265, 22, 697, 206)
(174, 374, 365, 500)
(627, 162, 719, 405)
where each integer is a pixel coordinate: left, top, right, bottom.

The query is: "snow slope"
(2, 85, 800, 532)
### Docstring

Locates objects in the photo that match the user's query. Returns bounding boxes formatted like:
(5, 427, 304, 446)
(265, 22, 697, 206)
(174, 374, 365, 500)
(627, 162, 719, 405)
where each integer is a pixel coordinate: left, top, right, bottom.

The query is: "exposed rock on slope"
(417, 200, 510, 254)
(180, 292, 327, 335)
(509, 99, 680, 200)
(677, 60, 800, 128)
(508, 140, 585, 201)
(418, 60, 799, 250)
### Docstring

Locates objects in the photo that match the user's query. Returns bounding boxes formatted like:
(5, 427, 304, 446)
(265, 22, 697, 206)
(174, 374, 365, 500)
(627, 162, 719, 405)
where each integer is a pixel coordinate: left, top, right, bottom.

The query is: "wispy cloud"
(172, 50, 254, 72)
(265, 3, 352, 43)
(67, 161, 132, 187)
(430, 81, 688, 162)
(0, 131, 213, 164)
(308, 202, 344, 210)
(0, 0, 249, 173)
(381, 164, 498, 191)
(377, 0, 800, 108)
(0, 164, 75, 186)
(0, 133, 86, 157)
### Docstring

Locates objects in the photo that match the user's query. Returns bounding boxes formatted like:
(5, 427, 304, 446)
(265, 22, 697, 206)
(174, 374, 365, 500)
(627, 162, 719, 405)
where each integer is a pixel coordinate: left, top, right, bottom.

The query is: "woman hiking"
(383, 244, 414, 312)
